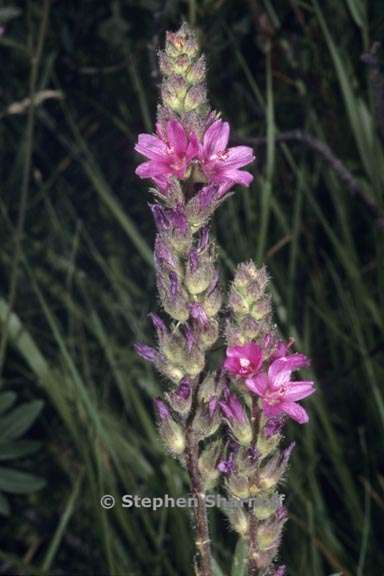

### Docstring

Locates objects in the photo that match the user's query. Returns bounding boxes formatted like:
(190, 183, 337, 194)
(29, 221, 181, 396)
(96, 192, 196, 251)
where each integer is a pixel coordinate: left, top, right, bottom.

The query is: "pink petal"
(135, 134, 168, 160)
(135, 160, 169, 179)
(246, 373, 269, 396)
(240, 342, 262, 365)
(186, 132, 200, 161)
(268, 358, 292, 389)
(262, 401, 284, 417)
(226, 345, 246, 359)
(223, 146, 255, 169)
(203, 120, 230, 157)
(166, 120, 187, 157)
(222, 169, 253, 187)
(283, 381, 315, 402)
(280, 401, 309, 424)
(224, 356, 240, 373)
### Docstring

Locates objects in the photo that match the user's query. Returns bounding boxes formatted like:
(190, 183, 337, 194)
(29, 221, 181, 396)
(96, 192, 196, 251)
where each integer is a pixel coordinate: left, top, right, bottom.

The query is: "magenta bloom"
(224, 342, 263, 378)
(245, 354, 315, 424)
(135, 120, 199, 190)
(199, 120, 254, 191)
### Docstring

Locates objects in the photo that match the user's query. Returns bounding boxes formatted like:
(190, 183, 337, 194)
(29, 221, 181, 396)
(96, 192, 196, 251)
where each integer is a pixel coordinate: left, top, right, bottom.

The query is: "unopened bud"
(166, 378, 192, 417)
(198, 439, 222, 489)
(227, 507, 249, 536)
(155, 399, 185, 455)
(252, 494, 282, 521)
(226, 472, 250, 499)
(184, 84, 207, 112)
(259, 443, 295, 490)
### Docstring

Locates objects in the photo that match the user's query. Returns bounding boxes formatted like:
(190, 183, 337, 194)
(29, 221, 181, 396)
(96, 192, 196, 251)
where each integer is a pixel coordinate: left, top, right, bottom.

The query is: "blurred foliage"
(0, 0, 384, 575)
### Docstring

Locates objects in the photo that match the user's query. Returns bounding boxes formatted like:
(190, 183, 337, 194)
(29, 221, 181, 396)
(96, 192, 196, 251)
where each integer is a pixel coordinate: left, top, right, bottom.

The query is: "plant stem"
(185, 427, 213, 576)
(248, 511, 259, 576)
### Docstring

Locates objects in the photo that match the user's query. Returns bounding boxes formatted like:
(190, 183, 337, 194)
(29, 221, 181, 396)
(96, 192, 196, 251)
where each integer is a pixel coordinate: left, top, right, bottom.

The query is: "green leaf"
(0, 400, 44, 441)
(212, 557, 226, 576)
(0, 440, 41, 460)
(0, 391, 17, 415)
(0, 491, 10, 516)
(0, 466, 46, 494)
(231, 538, 247, 576)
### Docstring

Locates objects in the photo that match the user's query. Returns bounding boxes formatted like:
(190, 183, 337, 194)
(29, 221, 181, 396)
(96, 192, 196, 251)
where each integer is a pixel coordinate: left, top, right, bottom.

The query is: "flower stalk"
(134, 21, 314, 576)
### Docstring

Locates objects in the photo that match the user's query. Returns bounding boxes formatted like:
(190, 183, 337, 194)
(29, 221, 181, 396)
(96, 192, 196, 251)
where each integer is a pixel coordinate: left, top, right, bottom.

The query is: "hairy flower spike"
(133, 22, 310, 576)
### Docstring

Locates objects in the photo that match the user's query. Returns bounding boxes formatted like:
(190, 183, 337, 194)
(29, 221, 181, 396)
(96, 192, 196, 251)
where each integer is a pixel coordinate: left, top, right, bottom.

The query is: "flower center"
(215, 150, 229, 161)
(239, 358, 251, 368)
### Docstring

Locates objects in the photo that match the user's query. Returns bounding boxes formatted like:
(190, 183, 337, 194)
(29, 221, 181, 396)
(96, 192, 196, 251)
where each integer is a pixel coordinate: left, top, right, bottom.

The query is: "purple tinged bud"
(198, 184, 219, 210)
(184, 324, 197, 353)
(188, 249, 199, 274)
(150, 204, 169, 231)
(264, 415, 285, 439)
(217, 451, 235, 475)
(135, 343, 159, 363)
(208, 397, 218, 418)
(155, 236, 177, 270)
(155, 399, 170, 421)
(273, 567, 286, 576)
(197, 226, 210, 252)
(176, 378, 191, 401)
(220, 393, 247, 424)
(149, 313, 168, 340)
(169, 272, 179, 299)
(189, 302, 209, 326)
(220, 393, 253, 446)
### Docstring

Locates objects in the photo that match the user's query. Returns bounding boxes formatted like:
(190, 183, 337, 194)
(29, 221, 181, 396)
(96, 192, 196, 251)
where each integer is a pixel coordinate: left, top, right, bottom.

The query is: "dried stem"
(240, 130, 384, 227)
(184, 426, 213, 576)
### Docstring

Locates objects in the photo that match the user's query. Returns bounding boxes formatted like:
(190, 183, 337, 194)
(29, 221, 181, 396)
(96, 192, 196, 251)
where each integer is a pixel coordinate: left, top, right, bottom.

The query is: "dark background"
(0, 1, 383, 575)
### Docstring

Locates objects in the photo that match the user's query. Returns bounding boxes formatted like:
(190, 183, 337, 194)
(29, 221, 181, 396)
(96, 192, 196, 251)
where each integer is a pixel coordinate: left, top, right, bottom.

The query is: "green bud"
(184, 84, 207, 112)
(193, 404, 221, 440)
(159, 416, 186, 455)
(227, 507, 249, 536)
(184, 346, 205, 377)
(198, 319, 219, 350)
(197, 373, 217, 403)
(252, 494, 282, 521)
(198, 439, 222, 489)
(226, 473, 250, 499)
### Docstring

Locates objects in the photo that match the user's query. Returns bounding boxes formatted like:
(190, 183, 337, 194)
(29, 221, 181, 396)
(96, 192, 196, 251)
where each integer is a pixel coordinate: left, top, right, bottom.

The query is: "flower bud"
(185, 248, 214, 295)
(203, 280, 223, 318)
(227, 507, 249, 536)
(186, 56, 206, 84)
(166, 378, 192, 417)
(198, 318, 219, 349)
(197, 372, 217, 403)
(258, 443, 295, 490)
(184, 84, 207, 112)
(155, 399, 185, 455)
(257, 507, 288, 552)
(220, 393, 253, 447)
(226, 472, 250, 499)
(192, 402, 221, 440)
(183, 345, 205, 377)
(198, 439, 222, 489)
(252, 494, 282, 521)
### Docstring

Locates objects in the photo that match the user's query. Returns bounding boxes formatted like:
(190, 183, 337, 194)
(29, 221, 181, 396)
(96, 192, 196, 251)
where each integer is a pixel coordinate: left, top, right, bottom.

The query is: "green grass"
(1, 0, 383, 574)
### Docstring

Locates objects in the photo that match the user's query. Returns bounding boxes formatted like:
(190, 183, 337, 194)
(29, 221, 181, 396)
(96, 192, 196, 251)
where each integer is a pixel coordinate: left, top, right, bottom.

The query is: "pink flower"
(199, 119, 254, 191)
(224, 342, 263, 377)
(135, 120, 199, 190)
(245, 354, 315, 424)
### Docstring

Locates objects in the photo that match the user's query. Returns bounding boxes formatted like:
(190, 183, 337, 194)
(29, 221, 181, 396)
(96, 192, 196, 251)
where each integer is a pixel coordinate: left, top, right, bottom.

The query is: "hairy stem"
(185, 427, 213, 576)
(248, 511, 259, 576)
